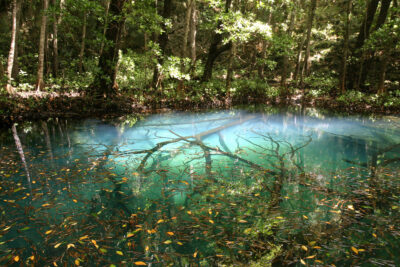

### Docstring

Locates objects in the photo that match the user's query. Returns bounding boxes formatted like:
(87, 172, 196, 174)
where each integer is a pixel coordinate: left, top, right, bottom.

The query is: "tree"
(201, 0, 233, 82)
(339, 0, 352, 94)
(300, 0, 317, 87)
(90, 0, 126, 98)
(6, 0, 19, 94)
(151, 0, 172, 89)
(36, 0, 49, 91)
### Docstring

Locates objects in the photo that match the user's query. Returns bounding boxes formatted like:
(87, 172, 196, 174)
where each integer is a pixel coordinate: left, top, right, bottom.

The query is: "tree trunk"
(90, 0, 126, 98)
(6, 0, 19, 94)
(99, 0, 110, 57)
(300, 0, 317, 87)
(36, 0, 49, 91)
(189, 0, 197, 67)
(358, 0, 392, 89)
(225, 42, 236, 97)
(348, 0, 380, 89)
(339, 0, 352, 94)
(294, 36, 305, 82)
(201, 0, 232, 82)
(52, 0, 64, 77)
(281, 6, 296, 88)
(178, 0, 193, 97)
(377, 53, 388, 94)
(78, 11, 87, 73)
(152, 0, 172, 89)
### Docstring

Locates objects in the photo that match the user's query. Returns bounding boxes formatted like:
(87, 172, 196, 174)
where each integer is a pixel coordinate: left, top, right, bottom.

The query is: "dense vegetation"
(0, 0, 399, 120)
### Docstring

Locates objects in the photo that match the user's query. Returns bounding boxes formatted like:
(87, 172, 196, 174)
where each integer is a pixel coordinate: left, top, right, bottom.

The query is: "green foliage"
(337, 90, 366, 105)
(232, 78, 274, 102)
(303, 73, 338, 97)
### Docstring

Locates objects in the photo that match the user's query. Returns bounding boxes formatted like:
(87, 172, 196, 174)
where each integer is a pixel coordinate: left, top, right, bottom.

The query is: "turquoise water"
(0, 108, 399, 266)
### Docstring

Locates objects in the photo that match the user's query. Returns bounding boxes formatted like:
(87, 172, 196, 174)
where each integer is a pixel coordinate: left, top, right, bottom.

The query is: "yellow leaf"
(79, 235, 89, 240)
(29, 255, 35, 261)
(301, 245, 308, 251)
(91, 240, 99, 249)
(313, 246, 321, 249)
(358, 249, 365, 252)
(45, 230, 53, 235)
(276, 216, 284, 219)
(193, 251, 198, 258)
(163, 240, 172, 244)
(306, 255, 316, 259)
(67, 243, 75, 249)
(14, 255, 19, 262)
(255, 193, 260, 196)
(171, 217, 177, 220)
(74, 259, 80, 266)
(127, 233, 134, 238)
(351, 247, 359, 254)
(42, 203, 51, 207)
(177, 242, 183, 245)
(187, 211, 192, 215)
(116, 251, 123, 256)
(209, 219, 214, 224)
(167, 231, 174, 236)
(315, 260, 323, 263)
(145, 246, 149, 251)
(53, 261, 58, 266)
(157, 219, 164, 224)
(300, 259, 306, 265)
(372, 233, 377, 238)
(73, 199, 78, 203)
(54, 243, 62, 248)
(238, 220, 247, 223)
(134, 262, 147, 266)
(303, 215, 308, 219)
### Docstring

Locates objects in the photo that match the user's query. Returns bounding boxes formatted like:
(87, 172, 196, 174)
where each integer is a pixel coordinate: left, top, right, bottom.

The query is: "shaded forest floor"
(1, 87, 399, 126)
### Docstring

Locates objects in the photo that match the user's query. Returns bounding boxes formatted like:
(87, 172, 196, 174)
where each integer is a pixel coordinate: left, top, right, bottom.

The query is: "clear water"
(0, 107, 399, 266)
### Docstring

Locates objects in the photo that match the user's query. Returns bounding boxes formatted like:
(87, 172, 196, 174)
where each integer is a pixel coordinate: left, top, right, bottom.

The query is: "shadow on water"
(0, 107, 399, 266)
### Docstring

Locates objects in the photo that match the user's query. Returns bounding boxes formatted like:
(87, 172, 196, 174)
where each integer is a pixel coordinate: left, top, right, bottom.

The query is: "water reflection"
(0, 109, 399, 266)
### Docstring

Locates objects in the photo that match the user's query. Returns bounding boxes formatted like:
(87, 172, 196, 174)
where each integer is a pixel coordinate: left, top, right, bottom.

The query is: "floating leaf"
(209, 219, 214, 224)
(54, 242, 62, 248)
(301, 245, 308, 251)
(238, 220, 247, 223)
(127, 232, 134, 238)
(303, 215, 308, 220)
(300, 259, 306, 265)
(306, 255, 316, 259)
(29, 255, 35, 261)
(91, 240, 99, 249)
(157, 219, 164, 224)
(167, 231, 174, 236)
(163, 240, 172, 244)
(79, 235, 89, 240)
(74, 259, 80, 266)
(67, 244, 75, 249)
(13, 255, 19, 262)
(193, 251, 198, 258)
(45, 230, 53, 235)
(177, 241, 183, 245)
(351, 247, 359, 254)
(73, 199, 78, 203)
(145, 245, 149, 251)
(116, 251, 123, 256)
(42, 203, 51, 207)
(134, 262, 147, 266)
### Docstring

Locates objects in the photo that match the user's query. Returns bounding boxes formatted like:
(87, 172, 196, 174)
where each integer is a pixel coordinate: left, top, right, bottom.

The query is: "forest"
(0, 0, 399, 121)
(0, 0, 400, 266)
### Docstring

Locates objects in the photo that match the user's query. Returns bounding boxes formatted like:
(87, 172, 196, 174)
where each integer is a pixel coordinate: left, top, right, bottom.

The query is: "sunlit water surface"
(0, 108, 399, 266)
